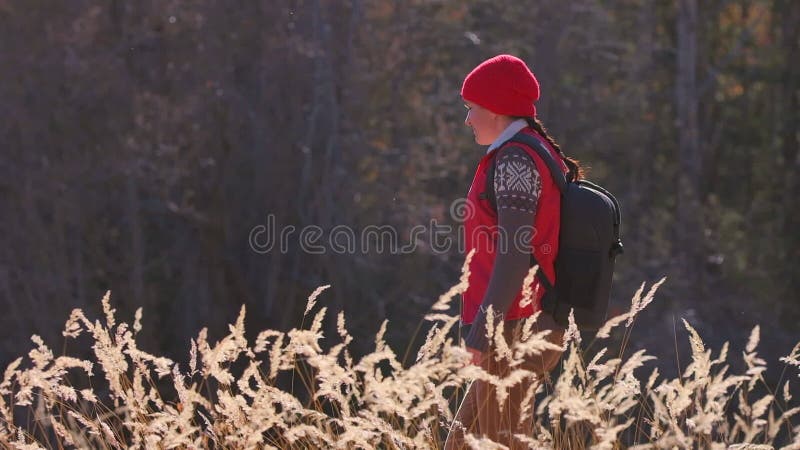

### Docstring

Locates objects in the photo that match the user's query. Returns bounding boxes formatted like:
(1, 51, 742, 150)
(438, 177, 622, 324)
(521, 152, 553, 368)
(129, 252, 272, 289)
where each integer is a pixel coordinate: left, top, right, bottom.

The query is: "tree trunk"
(779, 0, 800, 295)
(628, 0, 656, 269)
(675, 0, 705, 293)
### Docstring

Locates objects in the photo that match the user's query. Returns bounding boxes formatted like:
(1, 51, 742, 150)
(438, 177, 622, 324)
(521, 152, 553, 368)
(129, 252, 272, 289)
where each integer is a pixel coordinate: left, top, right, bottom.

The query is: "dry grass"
(1, 258, 798, 449)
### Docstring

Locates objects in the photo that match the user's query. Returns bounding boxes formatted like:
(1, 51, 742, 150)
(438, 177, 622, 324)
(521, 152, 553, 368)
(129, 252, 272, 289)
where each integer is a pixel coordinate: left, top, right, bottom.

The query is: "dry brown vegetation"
(1, 260, 798, 449)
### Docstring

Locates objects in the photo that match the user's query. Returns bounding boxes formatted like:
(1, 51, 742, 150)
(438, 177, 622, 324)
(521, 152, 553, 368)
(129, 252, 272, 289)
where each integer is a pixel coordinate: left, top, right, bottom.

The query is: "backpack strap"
(507, 132, 569, 194)
(483, 132, 568, 213)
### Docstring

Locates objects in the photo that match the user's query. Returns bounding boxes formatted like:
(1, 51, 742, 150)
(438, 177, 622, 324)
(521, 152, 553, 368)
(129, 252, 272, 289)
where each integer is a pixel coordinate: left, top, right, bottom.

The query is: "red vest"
(461, 128, 568, 323)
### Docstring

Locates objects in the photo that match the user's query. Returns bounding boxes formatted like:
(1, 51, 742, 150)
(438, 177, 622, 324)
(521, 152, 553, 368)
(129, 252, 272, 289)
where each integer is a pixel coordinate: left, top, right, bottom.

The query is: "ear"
(492, 112, 508, 128)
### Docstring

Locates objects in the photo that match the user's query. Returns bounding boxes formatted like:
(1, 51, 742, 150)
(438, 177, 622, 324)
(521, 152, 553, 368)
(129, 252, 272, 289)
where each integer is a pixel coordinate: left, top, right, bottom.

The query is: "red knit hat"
(461, 54, 540, 118)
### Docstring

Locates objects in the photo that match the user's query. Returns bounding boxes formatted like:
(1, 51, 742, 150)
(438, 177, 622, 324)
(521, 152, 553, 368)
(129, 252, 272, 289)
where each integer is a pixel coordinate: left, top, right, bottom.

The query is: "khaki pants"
(444, 319, 564, 450)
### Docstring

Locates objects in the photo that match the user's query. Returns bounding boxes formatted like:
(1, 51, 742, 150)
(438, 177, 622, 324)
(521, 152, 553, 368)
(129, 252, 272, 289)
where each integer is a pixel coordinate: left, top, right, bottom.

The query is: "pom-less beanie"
(460, 54, 540, 118)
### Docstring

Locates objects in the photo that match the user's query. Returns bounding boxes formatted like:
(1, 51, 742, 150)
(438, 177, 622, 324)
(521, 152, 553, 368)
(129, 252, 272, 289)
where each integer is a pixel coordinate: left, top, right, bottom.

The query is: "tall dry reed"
(1, 255, 798, 449)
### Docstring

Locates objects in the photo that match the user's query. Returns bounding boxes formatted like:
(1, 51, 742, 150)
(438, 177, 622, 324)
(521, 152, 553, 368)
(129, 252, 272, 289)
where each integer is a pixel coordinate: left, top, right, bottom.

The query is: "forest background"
(1, 0, 798, 387)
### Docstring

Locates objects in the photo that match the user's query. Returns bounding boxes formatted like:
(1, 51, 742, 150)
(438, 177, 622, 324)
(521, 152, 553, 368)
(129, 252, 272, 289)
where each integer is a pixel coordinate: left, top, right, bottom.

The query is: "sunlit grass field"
(1, 258, 798, 449)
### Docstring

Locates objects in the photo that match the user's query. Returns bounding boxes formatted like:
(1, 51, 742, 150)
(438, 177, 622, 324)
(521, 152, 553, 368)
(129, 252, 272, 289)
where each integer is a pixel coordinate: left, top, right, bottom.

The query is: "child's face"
(463, 101, 501, 146)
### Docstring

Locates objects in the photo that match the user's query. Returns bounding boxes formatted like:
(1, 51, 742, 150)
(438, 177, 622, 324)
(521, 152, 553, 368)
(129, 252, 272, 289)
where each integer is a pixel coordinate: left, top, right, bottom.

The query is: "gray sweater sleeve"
(464, 146, 542, 352)
(464, 208, 537, 351)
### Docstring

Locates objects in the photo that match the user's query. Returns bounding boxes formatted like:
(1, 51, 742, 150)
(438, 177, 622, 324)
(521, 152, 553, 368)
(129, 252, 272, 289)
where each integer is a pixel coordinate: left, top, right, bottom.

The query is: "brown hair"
(517, 116, 585, 181)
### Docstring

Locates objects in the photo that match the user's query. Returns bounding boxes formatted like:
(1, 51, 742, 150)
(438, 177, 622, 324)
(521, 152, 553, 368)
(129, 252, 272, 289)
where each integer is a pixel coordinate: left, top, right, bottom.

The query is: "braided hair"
(517, 116, 585, 181)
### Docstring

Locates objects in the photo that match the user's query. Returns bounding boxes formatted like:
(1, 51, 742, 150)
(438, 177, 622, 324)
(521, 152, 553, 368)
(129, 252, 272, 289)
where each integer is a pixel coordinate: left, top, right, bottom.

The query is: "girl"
(445, 54, 580, 449)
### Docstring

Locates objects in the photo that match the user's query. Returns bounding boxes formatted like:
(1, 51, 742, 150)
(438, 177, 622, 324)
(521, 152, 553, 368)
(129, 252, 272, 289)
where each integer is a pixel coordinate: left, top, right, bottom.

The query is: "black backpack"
(485, 132, 624, 330)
